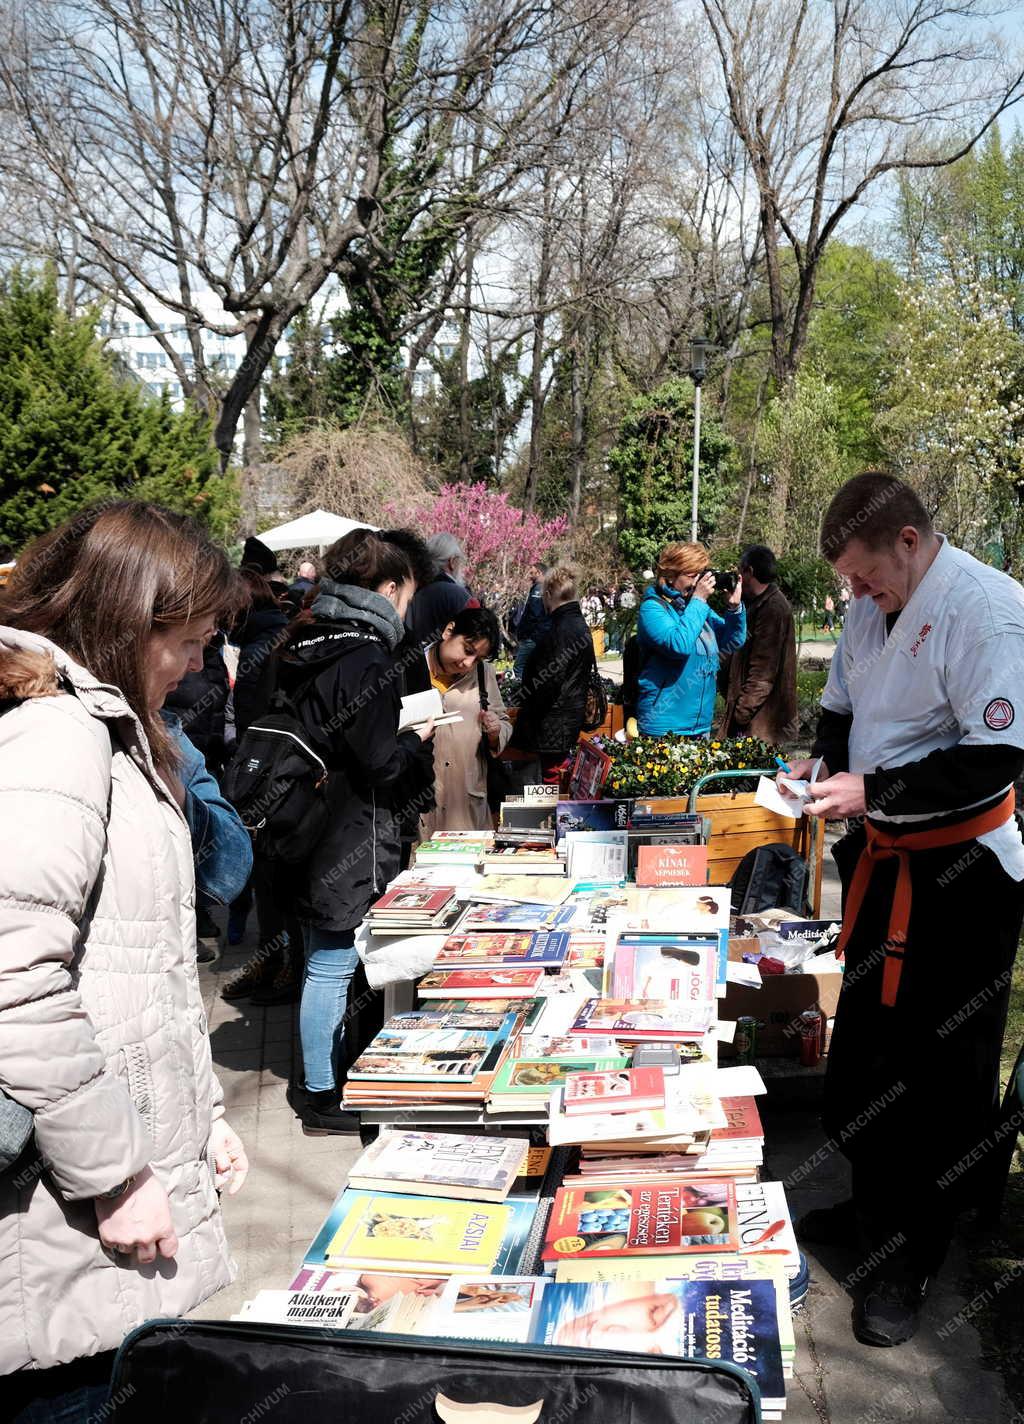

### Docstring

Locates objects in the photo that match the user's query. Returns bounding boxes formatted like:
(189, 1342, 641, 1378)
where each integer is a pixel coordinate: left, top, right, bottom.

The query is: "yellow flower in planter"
(738, 762, 746, 768)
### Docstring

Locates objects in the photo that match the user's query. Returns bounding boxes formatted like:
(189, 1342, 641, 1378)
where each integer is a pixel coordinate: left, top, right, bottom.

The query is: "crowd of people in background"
(0, 501, 810, 1418)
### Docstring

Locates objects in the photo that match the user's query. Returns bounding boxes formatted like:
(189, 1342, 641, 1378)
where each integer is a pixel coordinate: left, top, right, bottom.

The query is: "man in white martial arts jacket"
(786, 472, 1024, 1348)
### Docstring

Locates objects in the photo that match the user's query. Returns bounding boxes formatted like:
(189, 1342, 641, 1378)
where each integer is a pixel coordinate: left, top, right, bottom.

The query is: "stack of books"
(414, 832, 494, 866)
(366, 882, 468, 937)
(482, 827, 564, 876)
(546, 1065, 727, 1149)
(341, 1008, 523, 1109)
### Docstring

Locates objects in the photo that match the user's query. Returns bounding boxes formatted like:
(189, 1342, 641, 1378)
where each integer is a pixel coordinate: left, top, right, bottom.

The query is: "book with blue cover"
(533, 1277, 784, 1407)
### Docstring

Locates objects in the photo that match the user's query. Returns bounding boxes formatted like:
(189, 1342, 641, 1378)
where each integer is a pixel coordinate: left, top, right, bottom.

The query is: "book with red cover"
(635, 844, 709, 887)
(562, 1066, 666, 1116)
(418, 968, 545, 1000)
(711, 1096, 765, 1144)
(541, 1179, 739, 1265)
(372, 884, 455, 916)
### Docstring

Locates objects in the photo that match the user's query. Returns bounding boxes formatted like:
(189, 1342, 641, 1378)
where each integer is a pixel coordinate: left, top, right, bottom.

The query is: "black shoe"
(220, 955, 281, 1001)
(250, 965, 301, 1007)
(853, 1275, 928, 1347)
(295, 1087, 361, 1136)
(797, 1198, 861, 1249)
(196, 939, 219, 964)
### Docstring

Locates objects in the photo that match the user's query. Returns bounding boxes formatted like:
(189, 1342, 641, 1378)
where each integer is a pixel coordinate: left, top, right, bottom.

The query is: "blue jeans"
(9, 1352, 114, 1424)
(299, 925, 359, 1092)
(513, 640, 535, 681)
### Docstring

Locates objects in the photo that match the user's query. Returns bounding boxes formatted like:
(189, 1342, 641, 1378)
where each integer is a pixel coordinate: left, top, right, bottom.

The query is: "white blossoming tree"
(876, 275, 1024, 574)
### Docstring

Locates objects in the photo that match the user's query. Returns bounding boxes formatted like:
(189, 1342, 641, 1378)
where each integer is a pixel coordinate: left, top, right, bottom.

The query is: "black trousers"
(824, 821, 1024, 1277)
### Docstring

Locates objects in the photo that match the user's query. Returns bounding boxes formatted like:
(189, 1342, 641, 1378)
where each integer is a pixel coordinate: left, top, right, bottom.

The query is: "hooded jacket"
(636, 584, 746, 736)
(0, 628, 233, 1375)
(276, 581, 424, 932)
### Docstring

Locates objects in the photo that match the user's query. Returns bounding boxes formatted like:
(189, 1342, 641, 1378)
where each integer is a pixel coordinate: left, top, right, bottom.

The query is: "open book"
(398, 687, 464, 732)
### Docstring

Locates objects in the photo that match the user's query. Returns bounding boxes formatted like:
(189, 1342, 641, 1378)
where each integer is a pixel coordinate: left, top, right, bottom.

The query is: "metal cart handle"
(686, 767, 777, 812)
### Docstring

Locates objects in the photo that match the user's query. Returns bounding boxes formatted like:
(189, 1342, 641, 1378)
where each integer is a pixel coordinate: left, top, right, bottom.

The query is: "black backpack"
(221, 691, 332, 864)
(729, 842, 810, 917)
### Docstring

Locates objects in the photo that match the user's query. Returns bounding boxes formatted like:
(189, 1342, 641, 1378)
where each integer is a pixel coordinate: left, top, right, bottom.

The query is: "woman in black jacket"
(510, 566, 594, 779)
(277, 529, 434, 1134)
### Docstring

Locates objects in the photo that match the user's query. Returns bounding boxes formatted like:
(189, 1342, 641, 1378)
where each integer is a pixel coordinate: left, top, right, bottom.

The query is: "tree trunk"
(457, 229, 476, 484)
(242, 391, 263, 467)
(523, 175, 556, 512)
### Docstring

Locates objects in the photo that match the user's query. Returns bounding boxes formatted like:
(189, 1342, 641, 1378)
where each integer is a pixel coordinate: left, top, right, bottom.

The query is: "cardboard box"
(720, 937, 843, 1057)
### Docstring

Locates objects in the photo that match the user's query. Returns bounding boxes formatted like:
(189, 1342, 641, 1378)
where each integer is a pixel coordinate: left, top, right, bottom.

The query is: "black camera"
(711, 569, 738, 595)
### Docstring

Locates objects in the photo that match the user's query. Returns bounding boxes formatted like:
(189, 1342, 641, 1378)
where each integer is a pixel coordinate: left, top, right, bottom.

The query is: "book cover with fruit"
(563, 1066, 665, 1116)
(541, 1181, 738, 1263)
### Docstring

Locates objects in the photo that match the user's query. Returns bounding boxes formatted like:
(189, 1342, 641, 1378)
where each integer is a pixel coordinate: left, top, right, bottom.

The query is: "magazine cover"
(461, 903, 575, 932)
(555, 800, 630, 841)
(349, 1131, 529, 1199)
(286, 1265, 448, 1327)
(435, 930, 569, 970)
(417, 968, 545, 999)
(567, 738, 613, 799)
(570, 998, 715, 1041)
(541, 1180, 738, 1263)
(563, 1066, 665, 1115)
(735, 1180, 801, 1278)
(426, 1274, 549, 1344)
(532, 1278, 784, 1403)
(310, 1190, 510, 1272)
(608, 886, 730, 994)
(606, 934, 717, 1003)
(489, 1052, 629, 1100)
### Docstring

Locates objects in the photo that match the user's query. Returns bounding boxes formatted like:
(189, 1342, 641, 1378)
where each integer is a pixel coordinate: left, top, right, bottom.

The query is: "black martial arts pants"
(824, 820, 1024, 1279)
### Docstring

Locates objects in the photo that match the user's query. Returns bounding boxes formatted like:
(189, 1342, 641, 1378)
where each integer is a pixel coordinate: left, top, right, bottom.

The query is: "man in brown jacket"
(721, 544, 798, 744)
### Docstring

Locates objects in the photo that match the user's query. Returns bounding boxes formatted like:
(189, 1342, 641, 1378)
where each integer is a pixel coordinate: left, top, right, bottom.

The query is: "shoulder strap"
(476, 659, 488, 711)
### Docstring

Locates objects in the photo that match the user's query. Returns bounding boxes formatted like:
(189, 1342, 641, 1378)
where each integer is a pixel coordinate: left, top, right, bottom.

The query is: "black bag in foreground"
(110, 1318, 763, 1424)
(221, 697, 330, 863)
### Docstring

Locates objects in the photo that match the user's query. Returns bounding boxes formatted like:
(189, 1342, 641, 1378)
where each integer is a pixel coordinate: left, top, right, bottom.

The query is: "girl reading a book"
(419, 605, 511, 836)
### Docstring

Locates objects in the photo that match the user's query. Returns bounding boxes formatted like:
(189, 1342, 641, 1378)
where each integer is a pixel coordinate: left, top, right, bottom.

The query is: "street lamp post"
(688, 335, 710, 543)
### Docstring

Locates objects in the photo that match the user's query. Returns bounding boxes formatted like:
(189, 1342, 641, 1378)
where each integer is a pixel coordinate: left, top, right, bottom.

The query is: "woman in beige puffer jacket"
(0, 503, 244, 1415)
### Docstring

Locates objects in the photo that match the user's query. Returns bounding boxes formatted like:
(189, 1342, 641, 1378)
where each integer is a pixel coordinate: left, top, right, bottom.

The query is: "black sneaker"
(295, 1087, 361, 1136)
(797, 1198, 861, 1249)
(853, 1276, 928, 1347)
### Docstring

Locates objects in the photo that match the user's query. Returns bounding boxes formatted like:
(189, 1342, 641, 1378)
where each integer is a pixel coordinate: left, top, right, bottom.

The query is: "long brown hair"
(0, 500, 237, 770)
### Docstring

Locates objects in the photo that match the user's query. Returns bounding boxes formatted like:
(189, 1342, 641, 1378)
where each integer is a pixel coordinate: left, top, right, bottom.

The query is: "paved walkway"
(193, 843, 1017, 1420)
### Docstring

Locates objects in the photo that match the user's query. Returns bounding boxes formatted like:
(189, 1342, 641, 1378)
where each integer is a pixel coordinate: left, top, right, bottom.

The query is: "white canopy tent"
(256, 509, 378, 555)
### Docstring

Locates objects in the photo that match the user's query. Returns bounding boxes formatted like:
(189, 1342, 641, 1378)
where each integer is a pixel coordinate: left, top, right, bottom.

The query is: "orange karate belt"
(835, 789, 1015, 1008)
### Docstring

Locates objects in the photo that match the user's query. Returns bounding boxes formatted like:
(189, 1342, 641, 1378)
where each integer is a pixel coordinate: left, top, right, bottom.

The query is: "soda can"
(734, 1016, 759, 1064)
(798, 1009, 824, 1067)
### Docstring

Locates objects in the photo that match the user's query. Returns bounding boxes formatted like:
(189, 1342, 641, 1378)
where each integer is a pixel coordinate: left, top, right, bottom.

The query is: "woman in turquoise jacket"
(636, 541, 746, 736)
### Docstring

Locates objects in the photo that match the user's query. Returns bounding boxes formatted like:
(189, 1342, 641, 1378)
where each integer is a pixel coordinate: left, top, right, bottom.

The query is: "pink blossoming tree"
(384, 482, 567, 624)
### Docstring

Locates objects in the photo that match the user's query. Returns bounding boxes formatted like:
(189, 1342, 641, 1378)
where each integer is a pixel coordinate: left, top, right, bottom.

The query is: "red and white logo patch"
(984, 698, 1015, 731)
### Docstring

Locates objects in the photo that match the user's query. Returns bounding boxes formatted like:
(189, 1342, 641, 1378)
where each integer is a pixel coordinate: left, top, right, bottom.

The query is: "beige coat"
(419, 657, 512, 836)
(0, 629, 234, 1375)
